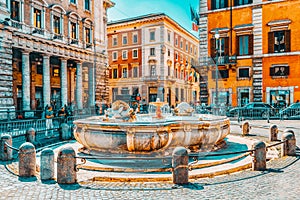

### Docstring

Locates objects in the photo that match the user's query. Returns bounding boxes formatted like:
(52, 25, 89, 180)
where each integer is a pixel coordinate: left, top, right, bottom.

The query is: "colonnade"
(19, 49, 95, 114)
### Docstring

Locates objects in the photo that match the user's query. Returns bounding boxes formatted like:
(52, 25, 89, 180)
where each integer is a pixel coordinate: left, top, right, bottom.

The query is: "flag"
(188, 71, 193, 81)
(192, 22, 198, 32)
(190, 5, 199, 25)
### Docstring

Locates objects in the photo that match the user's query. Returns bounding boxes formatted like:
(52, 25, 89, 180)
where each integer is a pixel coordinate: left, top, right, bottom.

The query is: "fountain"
(73, 100, 230, 154)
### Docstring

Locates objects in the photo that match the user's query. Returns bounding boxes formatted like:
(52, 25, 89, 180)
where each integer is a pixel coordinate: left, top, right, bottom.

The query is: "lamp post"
(214, 31, 220, 114)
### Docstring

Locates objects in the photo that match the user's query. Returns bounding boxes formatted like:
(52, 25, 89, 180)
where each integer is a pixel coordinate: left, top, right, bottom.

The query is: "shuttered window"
(268, 30, 291, 53)
(211, 0, 228, 10)
(236, 34, 253, 56)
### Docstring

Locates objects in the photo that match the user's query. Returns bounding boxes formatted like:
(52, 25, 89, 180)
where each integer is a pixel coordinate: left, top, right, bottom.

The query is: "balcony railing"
(11, 20, 23, 29)
(196, 55, 237, 67)
(143, 75, 158, 81)
(32, 28, 45, 35)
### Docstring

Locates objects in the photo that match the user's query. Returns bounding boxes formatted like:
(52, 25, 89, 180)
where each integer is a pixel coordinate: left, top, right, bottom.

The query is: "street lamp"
(214, 31, 220, 114)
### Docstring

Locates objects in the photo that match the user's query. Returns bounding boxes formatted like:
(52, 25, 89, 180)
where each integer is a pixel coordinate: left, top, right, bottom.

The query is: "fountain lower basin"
(73, 113, 230, 153)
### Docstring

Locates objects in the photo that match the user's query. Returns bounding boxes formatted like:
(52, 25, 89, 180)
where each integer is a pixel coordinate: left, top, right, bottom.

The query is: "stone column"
(60, 59, 68, 107)
(88, 63, 95, 107)
(19, 142, 36, 177)
(269, 124, 278, 142)
(42, 55, 51, 108)
(22, 51, 31, 113)
(282, 130, 296, 156)
(252, 140, 266, 171)
(57, 146, 76, 184)
(172, 147, 189, 185)
(242, 121, 250, 136)
(75, 62, 83, 110)
(70, 68, 76, 103)
(0, 134, 13, 161)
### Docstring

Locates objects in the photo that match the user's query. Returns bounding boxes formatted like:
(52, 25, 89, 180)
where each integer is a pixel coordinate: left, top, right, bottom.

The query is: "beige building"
(107, 13, 200, 107)
(0, 0, 114, 119)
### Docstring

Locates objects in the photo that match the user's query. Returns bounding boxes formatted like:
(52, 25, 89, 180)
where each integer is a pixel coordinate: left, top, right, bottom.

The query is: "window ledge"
(271, 76, 288, 79)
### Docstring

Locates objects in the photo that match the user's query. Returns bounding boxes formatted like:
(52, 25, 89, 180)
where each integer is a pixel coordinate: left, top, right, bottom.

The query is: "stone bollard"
(172, 147, 189, 185)
(61, 123, 72, 140)
(57, 146, 76, 184)
(19, 142, 36, 177)
(281, 130, 296, 156)
(40, 148, 54, 181)
(0, 134, 13, 161)
(269, 124, 278, 141)
(242, 121, 250, 136)
(252, 140, 266, 171)
(26, 128, 36, 145)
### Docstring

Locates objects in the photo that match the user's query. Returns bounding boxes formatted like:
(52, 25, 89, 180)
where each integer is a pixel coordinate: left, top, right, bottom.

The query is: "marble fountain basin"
(73, 112, 230, 153)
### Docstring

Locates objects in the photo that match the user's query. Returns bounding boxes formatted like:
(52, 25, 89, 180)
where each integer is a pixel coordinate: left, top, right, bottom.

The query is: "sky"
(107, 0, 199, 36)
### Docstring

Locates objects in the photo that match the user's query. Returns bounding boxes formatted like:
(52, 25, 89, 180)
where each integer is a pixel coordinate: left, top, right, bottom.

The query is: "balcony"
(70, 39, 79, 45)
(53, 34, 63, 40)
(11, 20, 23, 29)
(197, 55, 237, 67)
(32, 28, 45, 35)
(165, 75, 176, 82)
(143, 75, 158, 82)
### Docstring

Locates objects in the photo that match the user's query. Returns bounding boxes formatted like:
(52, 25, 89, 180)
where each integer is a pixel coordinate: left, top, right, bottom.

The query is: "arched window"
(50, 5, 66, 40)
(68, 12, 82, 45)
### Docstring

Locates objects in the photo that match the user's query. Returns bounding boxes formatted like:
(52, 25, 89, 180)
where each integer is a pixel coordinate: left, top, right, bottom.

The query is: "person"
(95, 103, 100, 115)
(45, 105, 54, 138)
(57, 106, 66, 117)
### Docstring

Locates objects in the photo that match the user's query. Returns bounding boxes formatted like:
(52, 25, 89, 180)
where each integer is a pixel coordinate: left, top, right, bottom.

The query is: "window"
(112, 52, 118, 60)
(112, 37, 117, 46)
(84, 0, 90, 10)
(175, 52, 178, 60)
(133, 67, 138, 78)
(122, 50, 128, 59)
(238, 68, 250, 78)
(186, 43, 188, 52)
(211, 0, 228, 10)
(85, 27, 91, 44)
(113, 68, 118, 79)
(175, 37, 178, 46)
(268, 30, 291, 53)
(53, 16, 61, 34)
(180, 40, 183, 48)
(10, 1, 20, 21)
(234, 0, 252, 6)
(52, 67, 60, 77)
(122, 35, 127, 45)
(132, 49, 138, 58)
(150, 65, 156, 76)
(190, 46, 193, 54)
(150, 31, 155, 41)
(168, 49, 170, 57)
(34, 8, 42, 28)
(212, 69, 229, 79)
(122, 68, 128, 78)
(167, 32, 171, 42)
(70, 22, 77, 39)
(133, 34, 138, 43)
(270, 65, 289, 77)
(210, 37, 229, 58)
(237, 35, 253, 56)
(150, 48, 155, 56)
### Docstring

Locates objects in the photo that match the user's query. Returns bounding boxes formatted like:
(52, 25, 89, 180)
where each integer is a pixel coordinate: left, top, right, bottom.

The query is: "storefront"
(266, 87, 294, 108)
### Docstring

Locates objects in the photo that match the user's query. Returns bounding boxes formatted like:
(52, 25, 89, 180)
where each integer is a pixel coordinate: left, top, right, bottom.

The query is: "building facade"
(198, 0, 300, 108)
(107, 13, 200, 107)
(0, 0, 113, 119)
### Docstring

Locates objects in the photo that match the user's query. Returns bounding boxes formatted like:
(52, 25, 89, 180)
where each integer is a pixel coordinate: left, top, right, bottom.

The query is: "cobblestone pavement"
(0, 120, 299, 200)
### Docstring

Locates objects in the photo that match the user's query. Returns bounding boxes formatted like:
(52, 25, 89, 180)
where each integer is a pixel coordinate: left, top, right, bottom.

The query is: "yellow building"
(107, 13, 200, 107)
(198, 0, 300, 108)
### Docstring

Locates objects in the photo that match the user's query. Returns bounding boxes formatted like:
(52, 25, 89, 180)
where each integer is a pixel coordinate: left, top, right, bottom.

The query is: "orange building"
(107, 13, 200, 107)
(198, 0, 300, 108)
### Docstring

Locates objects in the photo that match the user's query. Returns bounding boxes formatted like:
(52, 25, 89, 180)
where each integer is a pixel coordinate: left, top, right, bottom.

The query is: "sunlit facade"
(0, 0, 114, 119)
(198, 0, 300, 107)
(107, 13, 200, 107)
